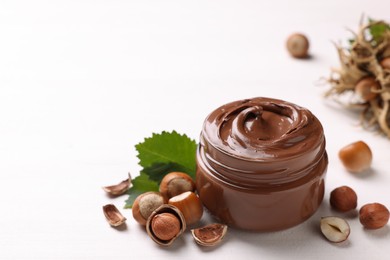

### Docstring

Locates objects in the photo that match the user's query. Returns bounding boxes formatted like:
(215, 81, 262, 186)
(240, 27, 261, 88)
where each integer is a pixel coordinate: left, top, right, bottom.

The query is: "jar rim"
(198, 97, 327, 187)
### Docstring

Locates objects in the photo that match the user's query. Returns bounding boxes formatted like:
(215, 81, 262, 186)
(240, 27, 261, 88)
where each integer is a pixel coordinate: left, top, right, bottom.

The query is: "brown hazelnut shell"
(286, 33, 309, 58)
(354, 77, 380, 101)
(132, 191, 165, 226)
(330, 186, 358, 212)
(159, 172, 196, 199)
(168, 191, 204, 225)
(103, 204, 127, 227)
(102, 173, 132, 196)
(380, 57, 390, 70)
(359, 203, 389, 229)
(338, 141, 372, 173)
(191, 223, 228, 247)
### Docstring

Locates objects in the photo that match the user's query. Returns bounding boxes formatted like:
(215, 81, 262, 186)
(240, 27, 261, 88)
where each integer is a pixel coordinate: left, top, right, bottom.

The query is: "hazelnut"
(150, 213, 181, 241)
(159, 172, 196, 199)
(168, 191, 204, 225)
(359, 203, 389, 229)
(338, 141, 372, 173)
(146, 204, 186, 246)
(191, 223, 228, 247)
(354, 77, 380, 101)
(286, 33, 310, 58)
(320, 216, 350, 243)
(330, 186, 358, 212)
(380, 57, 390, 70)
(132, 192, 165, 226)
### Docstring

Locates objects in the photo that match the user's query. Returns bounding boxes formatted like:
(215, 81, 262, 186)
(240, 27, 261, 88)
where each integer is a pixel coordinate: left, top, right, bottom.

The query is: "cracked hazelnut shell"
(191, 223, 228, 247)
(146, 204, 186, 246)
(103, 204, 127, 227)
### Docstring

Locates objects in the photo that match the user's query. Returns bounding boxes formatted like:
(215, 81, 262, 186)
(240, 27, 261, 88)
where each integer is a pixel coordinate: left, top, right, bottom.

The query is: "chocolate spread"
(196, 97, 328, 231)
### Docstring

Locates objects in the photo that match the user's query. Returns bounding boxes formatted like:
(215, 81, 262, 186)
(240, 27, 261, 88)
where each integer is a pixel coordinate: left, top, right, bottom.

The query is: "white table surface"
(1, 0, 390, 259)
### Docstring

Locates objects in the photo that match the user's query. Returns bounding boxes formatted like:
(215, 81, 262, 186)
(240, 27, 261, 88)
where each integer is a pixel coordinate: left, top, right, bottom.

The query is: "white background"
(1, 0, 390, 259)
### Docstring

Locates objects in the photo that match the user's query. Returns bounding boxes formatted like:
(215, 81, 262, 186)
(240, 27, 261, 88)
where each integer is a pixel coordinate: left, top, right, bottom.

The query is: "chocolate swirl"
(200, 97, 327, 187)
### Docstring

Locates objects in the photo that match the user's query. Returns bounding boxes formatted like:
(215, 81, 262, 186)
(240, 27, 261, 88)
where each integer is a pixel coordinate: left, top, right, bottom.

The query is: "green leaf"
(135, 130, 197, 178)
(368, 20, 390, 45)
(124, 172, 159, 208)
(142, 162, 193, 183)
(124, 131, 197, 208)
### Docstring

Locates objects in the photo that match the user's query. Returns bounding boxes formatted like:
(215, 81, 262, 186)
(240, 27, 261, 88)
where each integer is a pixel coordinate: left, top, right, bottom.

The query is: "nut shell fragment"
(102, 173, 132, 196)
(191, 223, 228, 247)
(103, 204, 127, 227)
(146, 204, 186, 246)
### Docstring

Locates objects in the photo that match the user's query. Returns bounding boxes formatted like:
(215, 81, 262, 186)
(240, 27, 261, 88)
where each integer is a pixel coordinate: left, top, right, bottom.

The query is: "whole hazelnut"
(286, 33, 310, 58)
(159, 172, 196, 199)
(132, 192, 165, 226)
(359, 203, 389, 229)
(338, 141, 372, 173)
(380, 57, 390, 70)
(168, 191, 204, 225)
(330, 186, 358, 212)
(354, 77, 380, 101)
(150, 212, 181, 241)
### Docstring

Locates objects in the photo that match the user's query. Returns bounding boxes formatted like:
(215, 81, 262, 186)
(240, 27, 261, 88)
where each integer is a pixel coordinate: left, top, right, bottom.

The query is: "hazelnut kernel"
(320, 216, 350, 243)
(286, 33, 310, 58)
(151, 213, 181, 241)
(330, 186, 357, 212)
(146, 204, 186, 246)
(338, 141, 372, 173)
(359, 203, 390, 229)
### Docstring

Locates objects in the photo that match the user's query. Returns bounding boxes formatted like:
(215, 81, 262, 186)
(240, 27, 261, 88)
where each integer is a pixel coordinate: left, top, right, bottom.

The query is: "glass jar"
(196, 97, 328, 231)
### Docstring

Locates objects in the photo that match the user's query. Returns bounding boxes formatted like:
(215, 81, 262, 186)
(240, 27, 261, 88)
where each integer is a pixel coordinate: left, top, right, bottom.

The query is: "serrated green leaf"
(124, 172, 159, 208)
(142, 162, 193, 183)
(124, 131, 197, 208)
(135, 130, 197, 176)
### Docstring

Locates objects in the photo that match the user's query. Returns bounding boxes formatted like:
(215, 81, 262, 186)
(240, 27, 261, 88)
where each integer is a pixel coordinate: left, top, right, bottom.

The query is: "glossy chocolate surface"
(196, 97, 328, 231)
